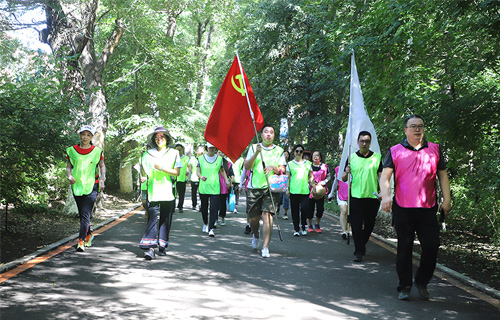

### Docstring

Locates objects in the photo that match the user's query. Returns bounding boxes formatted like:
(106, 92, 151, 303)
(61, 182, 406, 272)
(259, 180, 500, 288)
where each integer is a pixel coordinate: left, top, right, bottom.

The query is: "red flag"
(204, 55, 264, 162)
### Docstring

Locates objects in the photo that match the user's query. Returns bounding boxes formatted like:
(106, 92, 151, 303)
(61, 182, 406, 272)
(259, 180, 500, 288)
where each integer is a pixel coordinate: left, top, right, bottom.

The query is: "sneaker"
(192, 206, 196, 210)
(261, 247, 270, 258)
(233, 209, 238, 214)
(158, 248, 166, 256)
(214, 220, 218, 226)
(84, 234, 94, 247)
(398, 287, 411, 301)
(283, 214, 288, 220)
(244, 225, 252, 234)
(308, 225, 314, 233)
(76, 240, 85, 252)
(202, 225, 208, 233)
(315, 224, 322, 233)
(144, 248, 155, 260)
(252, 235, 259, 249)
(221, 217, 226, 226)
(178, 208, 183, 213)
(415, 283, 430, 301)
(342, 232, 348, 240)
(301, 229, 308, 236)
(293, 231, 300, 237)
(208, 229, 215, 237)
(353, 253, 363, 263)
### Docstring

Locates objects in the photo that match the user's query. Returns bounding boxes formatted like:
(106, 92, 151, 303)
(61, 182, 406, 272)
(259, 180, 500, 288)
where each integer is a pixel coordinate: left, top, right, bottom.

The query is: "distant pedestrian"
(217, 150, 232, 226)
(139, 127, 181, 260)
(307, 151, 330, 233)
(66, 125, 106, 252)
(277, 150, 290, 220)
(380, 115, 451, 301)
(197, 142, 229, 237)
(244, 124, 287, 258)
(331, 166, 349, 239)
(175, 144, 189, 213)
(231, 156, 245, 213)
(342, 131, 382, 263)
(286, 144, 316, 236)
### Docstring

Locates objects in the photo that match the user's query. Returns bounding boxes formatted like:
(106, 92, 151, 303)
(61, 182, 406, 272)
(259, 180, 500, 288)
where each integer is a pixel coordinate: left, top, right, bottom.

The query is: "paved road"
(1, 190, 499, 319)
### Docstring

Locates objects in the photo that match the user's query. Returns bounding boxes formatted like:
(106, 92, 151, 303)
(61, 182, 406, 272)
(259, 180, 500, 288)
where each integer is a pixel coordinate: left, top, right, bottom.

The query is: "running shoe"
(293, 231, 300, 237)
(398, 287, 411, 301)
(76, 240, 85, 252)
(244, 225, 251, 234)
(158, 248, 166, 256)
(301, 229, 308, 236)
(261, 247, 270, 258)
(208, 229, 215, 237)
(308, 225, 314, 233)
(315, 224, 322, 233)
(221, 217, 226, 226)
(233, 209, 238, 214)
(252, 235, 259, 249)
(202, 225, 208, 233)
(342, 232, 348, 240)
(84, 234, 94, 247)
(144, 248, 155, 260)
(283, 214, 288, 220)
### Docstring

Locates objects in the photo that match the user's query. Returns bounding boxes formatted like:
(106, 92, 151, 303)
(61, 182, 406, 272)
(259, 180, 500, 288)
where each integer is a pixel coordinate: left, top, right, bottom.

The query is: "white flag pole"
(235, 52, 283, 241)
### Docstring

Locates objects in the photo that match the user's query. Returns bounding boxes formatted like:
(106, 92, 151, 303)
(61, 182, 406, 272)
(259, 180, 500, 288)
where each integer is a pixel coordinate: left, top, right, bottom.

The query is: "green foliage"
(0, 49, 80, 207)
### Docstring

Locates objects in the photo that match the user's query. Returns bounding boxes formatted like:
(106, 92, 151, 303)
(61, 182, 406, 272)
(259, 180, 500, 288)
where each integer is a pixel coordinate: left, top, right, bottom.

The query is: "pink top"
(310, 163, 329, 199)
(391, 142, 440, 208)
(335, 166, 349, 201)
(219, 161, 231, 194)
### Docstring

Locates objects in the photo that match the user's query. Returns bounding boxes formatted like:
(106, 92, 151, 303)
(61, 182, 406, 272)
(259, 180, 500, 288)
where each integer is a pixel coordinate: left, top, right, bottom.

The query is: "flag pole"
(235, 52, 283, 241)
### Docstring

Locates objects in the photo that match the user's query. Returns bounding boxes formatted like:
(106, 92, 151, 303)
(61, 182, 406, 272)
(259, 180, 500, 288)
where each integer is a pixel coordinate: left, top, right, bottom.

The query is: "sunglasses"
(295, 150, 304, 153)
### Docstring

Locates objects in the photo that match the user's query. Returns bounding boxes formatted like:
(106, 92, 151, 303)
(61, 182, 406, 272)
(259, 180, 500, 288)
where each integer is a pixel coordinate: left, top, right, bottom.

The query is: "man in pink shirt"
(380, 115, 451, 301)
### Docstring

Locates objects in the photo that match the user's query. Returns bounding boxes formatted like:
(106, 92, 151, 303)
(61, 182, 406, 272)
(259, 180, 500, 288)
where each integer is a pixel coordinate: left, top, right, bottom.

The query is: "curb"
(0, 205, 141, 274)
(325, 211, 500, 301)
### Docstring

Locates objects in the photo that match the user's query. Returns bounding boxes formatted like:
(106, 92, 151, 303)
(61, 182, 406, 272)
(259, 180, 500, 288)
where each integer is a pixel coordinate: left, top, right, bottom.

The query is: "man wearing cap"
(139, 127, 182, 260)
(66, 125, 106, 252)
(380, 115, 451, 301)
(244, 124, 287, 258)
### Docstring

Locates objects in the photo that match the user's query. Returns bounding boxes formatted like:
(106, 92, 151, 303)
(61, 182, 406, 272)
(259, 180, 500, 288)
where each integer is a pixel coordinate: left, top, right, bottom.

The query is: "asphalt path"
(1, 189, 499, 319)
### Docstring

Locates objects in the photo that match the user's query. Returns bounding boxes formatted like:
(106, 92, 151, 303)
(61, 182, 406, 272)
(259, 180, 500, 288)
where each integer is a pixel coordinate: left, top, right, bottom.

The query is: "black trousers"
(73, 183, 98, 241)
(191, 182, 199, 208)
(139, 200, 174, 250)
(200, 194, 219, 230)
(290, 193, 309, 232)
(393, 201, 440, 291)
(308, 197, 325, 220)
(350, 197, 379, 256)
(219, 193, 228, 218)
(176, 181, 187, 209)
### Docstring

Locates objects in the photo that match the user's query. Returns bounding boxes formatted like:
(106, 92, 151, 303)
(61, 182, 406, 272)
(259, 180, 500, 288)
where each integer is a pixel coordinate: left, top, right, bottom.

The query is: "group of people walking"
(66, 114, 451, 301)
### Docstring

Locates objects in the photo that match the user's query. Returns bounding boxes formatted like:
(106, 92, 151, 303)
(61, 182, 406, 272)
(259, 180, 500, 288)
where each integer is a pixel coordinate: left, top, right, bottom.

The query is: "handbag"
(269, 174, 288, 193)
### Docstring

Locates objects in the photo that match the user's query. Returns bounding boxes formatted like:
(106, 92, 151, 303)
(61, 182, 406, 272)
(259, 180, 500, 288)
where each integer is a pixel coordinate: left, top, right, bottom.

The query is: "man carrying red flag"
(204, 55, 264, 162)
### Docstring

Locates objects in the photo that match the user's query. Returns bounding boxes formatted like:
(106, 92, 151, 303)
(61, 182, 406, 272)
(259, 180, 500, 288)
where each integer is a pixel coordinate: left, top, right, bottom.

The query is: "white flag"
(336, 50, 380, 181)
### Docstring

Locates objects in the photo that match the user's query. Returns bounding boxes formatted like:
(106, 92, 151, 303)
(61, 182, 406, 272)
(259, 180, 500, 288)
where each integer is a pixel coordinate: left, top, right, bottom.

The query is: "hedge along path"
(0, 205, 143, 284)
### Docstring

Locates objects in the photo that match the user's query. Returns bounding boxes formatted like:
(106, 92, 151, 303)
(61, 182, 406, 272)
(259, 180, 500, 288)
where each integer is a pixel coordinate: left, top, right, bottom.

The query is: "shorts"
(141, 190, 148, 200)
(337, 193, 347, 207)
(246, 188, 280, 219)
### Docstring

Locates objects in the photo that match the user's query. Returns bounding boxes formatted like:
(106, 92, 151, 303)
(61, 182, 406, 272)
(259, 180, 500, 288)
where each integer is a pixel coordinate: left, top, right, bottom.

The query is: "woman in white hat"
(197, 142, 229, 237)
(139, 126, 182, 260)
(66, 125, 106, 252)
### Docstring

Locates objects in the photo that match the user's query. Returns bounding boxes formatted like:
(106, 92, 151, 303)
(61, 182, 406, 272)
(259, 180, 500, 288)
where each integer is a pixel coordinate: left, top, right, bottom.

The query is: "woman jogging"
(66, 125, 106, 252)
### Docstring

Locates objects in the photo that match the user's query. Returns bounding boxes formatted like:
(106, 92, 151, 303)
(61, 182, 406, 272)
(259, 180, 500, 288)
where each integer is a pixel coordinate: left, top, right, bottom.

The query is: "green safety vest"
(288, 160, 312, 195)
(232, 157, 244, 182)
(250, 144, 284, 189)
(350, 152, 381, 199)
(198, 154, 222, 195)
(142, 148, 179, 202)
(177, 155, 189, 182)
(66, 146, 102, 196)
(189, 156, 199, 182)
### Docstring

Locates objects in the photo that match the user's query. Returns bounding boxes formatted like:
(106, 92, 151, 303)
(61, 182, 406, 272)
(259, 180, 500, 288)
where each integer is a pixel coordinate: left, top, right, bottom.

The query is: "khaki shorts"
(246, 188, 280, 219)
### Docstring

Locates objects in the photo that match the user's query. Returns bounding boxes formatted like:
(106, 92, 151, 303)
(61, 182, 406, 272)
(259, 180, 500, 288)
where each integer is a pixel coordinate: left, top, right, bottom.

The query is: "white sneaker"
(301, 229, 308, 236)
(202, 225, 208, 233)
(221, 217, 226, 226)
(214, 220, 218, 226)
(283, 215, 288, 220)
(293, 231, 300, 237)
(233, 209, 238, 214)
(208, 229, 215, 237)
(261, 247, 270, 258)
(252, 235, 259, 249)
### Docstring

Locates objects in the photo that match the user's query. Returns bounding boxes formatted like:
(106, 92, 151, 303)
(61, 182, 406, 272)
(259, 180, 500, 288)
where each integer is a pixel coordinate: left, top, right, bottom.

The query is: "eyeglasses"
(295, 150, 304, 153)
(359, 139, 371, 145)
(407, 124, 425, 130)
